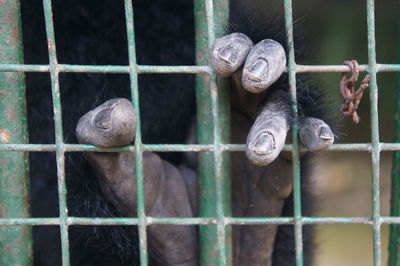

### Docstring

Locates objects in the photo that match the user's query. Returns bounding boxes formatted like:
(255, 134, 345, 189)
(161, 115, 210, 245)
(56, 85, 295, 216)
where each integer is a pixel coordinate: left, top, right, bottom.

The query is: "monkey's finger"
(246, 98, 290, 166)
(76, 98, 136, 147)
(211, 32, 253, 77)
(242, 39, 286, 93)
(299, 117, 334, 151)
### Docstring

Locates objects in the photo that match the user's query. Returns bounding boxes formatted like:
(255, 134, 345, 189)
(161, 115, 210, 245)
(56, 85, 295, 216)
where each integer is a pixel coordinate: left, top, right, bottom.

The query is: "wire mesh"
(0, 0, 399, 265)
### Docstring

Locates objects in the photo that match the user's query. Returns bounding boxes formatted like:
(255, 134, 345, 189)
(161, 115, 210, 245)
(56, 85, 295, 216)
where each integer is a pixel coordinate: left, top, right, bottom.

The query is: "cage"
(0, 0, 399, 265)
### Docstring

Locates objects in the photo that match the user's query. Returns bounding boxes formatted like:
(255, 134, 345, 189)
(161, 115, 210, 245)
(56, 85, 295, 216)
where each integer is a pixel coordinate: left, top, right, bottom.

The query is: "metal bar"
(6, 142, 400, 152)
(11, 216, 400, 226)
(0, 64, 210, 74)
(41, 0, 70, 265)
(123, 1, 148, 265)
(296, 64, 400, 73)
(205, 0, 232, 265)
(193, 0, 219, 263)
(388, 11, 400, 266)
(194, 0, 231, 264)
(3, 63, 400, 73)
(283, 0, 304, 265)
(0, 0, 32, 265)
(366, 0, 382, 265)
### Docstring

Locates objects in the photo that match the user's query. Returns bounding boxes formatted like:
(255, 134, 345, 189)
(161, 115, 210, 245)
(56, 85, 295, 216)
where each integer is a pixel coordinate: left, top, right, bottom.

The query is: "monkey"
(21, 0, 337, 265)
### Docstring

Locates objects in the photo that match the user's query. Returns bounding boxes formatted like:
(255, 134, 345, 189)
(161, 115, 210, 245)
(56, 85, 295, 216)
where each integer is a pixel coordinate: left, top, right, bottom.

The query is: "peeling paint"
(0, 129, 11, 143)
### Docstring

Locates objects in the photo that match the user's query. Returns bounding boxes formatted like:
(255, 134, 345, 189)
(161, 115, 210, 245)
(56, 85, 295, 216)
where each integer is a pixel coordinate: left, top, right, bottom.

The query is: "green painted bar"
(283, 0, 304, 265)
(123, 1, 149, 265)
(366, 0, 382, 265)
(11, 215, 400, 227)
(194, 0, 231, 264)
(205, 0, 232, 265)
(0, 64, 211, 73)
(193, 0, 218, 262)
(3, 63, 400, 73)
(0, 0, 32, 265)
(42, 0, 71, 265)
(5, 142, 400, 153)
(212, 0, 232, 262)
(388, 13, 400, 266)
(9, 216, 400, 226)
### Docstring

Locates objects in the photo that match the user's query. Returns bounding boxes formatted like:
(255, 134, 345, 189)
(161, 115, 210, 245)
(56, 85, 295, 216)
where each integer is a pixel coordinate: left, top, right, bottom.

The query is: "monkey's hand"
(211, 33, 334, 166)
(76, 99, 197, 266)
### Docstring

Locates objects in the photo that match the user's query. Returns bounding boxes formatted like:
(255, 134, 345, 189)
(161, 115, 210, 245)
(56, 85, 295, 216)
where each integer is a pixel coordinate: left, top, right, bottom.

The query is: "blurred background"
(290, 0, 399, 265)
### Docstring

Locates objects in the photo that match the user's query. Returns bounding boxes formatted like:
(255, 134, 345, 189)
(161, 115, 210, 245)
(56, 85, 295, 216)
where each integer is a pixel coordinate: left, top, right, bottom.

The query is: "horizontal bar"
(0, 64, 211, 74)
(2, 216, 400, 226)
(0, 144, 213, 152)
(1, 63, 400, 74)
(1, 142, 399, 152)
(147, 217, 217, 225)
(296, 64, 400, 73)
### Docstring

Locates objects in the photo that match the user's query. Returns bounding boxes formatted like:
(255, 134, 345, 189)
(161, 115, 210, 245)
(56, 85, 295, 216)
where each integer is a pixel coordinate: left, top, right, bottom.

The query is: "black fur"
(22, 0, 336, 265)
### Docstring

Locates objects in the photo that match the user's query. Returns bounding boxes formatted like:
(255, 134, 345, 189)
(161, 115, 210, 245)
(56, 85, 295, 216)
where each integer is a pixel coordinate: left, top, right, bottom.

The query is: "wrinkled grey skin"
(76, 33, 334, 266)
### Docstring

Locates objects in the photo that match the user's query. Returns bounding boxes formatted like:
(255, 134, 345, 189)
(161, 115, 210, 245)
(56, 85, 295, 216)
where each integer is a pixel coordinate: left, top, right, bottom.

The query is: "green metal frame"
(0, 1, 32, 265)
(388, 9, 400, 266)
(0, 0, 399, 265)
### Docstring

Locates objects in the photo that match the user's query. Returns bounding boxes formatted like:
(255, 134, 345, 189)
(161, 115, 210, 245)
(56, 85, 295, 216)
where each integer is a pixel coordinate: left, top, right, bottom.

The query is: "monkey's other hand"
(76, 98, 136, 147)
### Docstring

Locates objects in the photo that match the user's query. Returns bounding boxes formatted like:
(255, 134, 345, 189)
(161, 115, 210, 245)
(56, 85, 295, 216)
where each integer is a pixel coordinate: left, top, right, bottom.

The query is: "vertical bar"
(0, 0, 32, 265)
(194, 0, 218, 262)
(283, 0, 303, 265)
(388, 6, 400, 266)
(41, 0, 70, 265)
(123, 1, 148, 265)
(194, 0, 231, 265)
(366, 0, 382, 265)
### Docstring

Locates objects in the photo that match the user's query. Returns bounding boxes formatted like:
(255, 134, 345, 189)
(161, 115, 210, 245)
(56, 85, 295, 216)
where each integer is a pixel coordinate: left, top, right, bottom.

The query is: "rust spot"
(6, 106, 16, 122)
(0, 90, 7, 96)
(48, 39, 56, 51)
(207, 242, 219, 258)
(0, 204, 8, 218)
(7, 24, 19, 45)
(0, 156, 9, 165)
(6, 72, 19, 83)
(0, 129, 11, 143)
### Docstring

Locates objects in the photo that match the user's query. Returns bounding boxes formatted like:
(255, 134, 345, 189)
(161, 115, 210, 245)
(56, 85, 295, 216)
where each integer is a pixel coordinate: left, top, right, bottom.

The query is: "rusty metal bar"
(4, 142, 400, 152)
(194, 0, 231, 265)
(41, 0, 71, 265)
(283, 0, 304, 265)
(123, 0, 149, 265)
(388, 8, 400, 266)
(3, 63, 400, 73)
(366, 0, 382, 265)
(0, 0, 32, 265)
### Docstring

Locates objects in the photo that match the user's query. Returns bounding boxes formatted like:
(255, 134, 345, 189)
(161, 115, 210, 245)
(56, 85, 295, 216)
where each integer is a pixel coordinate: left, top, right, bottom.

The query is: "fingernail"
(250, 132, 275, 155)
(219, 43, 238, 64)
(246, 58, 269, 82)
(319, 126, 333, 141)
